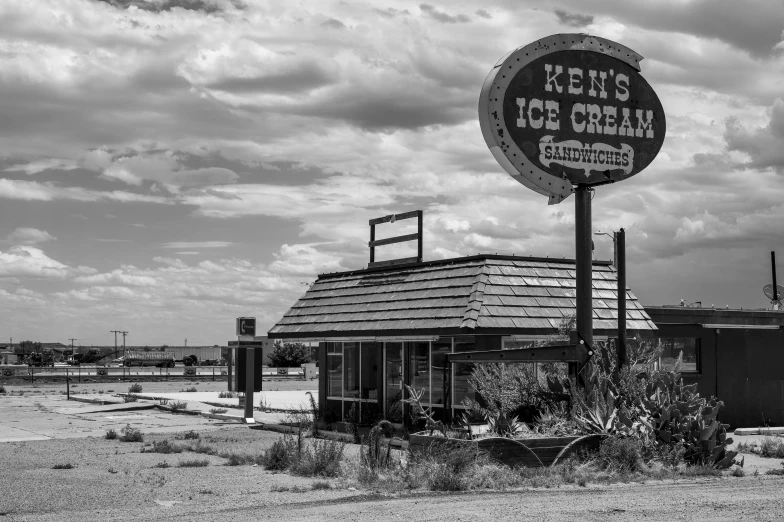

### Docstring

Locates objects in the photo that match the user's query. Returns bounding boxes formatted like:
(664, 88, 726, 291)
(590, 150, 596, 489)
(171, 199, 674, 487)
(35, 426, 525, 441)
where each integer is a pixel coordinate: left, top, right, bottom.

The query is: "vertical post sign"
(479, 34, 665, 371)
(236, 317, 256, 423)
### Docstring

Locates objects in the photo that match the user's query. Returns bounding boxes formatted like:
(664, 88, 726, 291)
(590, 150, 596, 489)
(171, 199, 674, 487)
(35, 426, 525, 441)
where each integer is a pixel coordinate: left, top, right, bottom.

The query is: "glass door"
(384, 342, 404, 423)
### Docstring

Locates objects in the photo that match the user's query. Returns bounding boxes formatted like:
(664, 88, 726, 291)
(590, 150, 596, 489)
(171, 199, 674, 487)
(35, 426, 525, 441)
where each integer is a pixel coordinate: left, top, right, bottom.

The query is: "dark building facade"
(646, 306, 784, 428)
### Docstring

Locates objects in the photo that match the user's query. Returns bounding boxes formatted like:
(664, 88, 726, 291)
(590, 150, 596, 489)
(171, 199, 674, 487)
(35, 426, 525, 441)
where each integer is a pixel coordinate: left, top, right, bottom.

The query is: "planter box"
(409, 433, 605, 468)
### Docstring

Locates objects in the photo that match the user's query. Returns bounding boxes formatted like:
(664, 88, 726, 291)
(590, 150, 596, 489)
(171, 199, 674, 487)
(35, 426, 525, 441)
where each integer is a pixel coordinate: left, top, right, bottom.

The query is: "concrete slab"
(131, 390, 318, 411)
(55, 402, 155, 415)
(734, 427, 784, 436)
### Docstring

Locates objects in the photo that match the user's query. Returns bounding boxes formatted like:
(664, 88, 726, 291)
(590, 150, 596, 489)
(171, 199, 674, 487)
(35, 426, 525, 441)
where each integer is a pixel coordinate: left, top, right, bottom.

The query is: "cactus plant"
(618, 370, 741, 469)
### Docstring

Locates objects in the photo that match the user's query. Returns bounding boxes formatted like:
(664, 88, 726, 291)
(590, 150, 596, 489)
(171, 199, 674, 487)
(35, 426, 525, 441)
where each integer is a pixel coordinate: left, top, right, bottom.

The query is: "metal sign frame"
(368, 210, 423, 268)
(479, 33, 664, 205)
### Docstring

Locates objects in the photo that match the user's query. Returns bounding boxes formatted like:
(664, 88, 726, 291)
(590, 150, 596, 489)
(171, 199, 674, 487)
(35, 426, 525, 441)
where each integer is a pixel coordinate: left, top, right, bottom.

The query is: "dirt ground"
(1, 381, 784, 521)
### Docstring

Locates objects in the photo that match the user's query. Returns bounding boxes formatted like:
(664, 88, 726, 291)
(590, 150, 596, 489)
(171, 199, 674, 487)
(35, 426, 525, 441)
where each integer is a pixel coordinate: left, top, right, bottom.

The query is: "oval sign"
(479, 34, 666, 204)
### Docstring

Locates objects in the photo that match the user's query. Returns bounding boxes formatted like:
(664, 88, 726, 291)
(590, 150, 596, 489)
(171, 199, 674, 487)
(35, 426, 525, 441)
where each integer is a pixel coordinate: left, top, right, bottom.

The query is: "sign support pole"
(244, 342, 255, 423)
(617, 228, 627, 368)
(574, 185, 593, 385)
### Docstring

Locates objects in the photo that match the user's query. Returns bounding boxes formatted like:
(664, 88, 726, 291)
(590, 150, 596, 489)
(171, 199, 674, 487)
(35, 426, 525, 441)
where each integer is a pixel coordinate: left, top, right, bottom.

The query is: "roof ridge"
(461, 262, 490, 329)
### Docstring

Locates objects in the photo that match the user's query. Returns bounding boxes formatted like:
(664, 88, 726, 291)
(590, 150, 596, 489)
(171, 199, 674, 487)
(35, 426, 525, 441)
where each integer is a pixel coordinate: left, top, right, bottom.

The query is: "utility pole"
(110, 330, 121, 357)
(68, 338, 77, 350)
(184, 338, 187, 348)
(121, 331, 128, 357)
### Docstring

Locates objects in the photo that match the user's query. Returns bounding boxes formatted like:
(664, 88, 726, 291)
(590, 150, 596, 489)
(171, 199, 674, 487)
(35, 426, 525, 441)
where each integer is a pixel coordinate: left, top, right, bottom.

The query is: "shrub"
(291, 438, 346, 477)
(123, 394, 139, 403)
(170, 401, 188, 411)
(210, 408, 228, 414)
(190, 441, 215, 455)
(176, 430, 200, 440)
(105, 429, 117, 440)
(218, 391, 236, 399)
(154, 461, 170, 468)
(184, 387, 198, 392)
(119, 424, 144, 442)
(144, 440, 183, 454)
(178, 459, 209, 467)
(420, 444, 479, 491)
(223, 453, 256, 466)
(260, 436, 297, 471)
(128, 383, 143, 393)
(758, 438, 784, 458)
(52, 463, 75, 469)
(311, 480, 331, 490)
(598, 437, 644, 473)
(0, 385, 6, 394)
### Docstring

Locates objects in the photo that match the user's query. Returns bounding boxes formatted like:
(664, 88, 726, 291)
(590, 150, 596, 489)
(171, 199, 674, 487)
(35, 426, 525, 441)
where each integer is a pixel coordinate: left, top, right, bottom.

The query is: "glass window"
(659, 337, 700, 373)
(409, 341, 430, 405)
(430, 338, 452, 406)
(385, 342, 404, 423)
(361, 342, 379, 402)
(326, 342, 342, 398)
(343, 342, 360, 398)
(453, 337, 476, 407)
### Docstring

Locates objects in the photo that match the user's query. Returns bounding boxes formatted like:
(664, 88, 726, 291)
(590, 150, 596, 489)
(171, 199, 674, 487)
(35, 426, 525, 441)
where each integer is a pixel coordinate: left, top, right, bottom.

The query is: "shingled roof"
(269, 254, 656, 339)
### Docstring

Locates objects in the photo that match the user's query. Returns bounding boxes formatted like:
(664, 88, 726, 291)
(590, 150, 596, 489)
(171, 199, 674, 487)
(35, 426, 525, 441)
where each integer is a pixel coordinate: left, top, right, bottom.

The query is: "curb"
(68, 396, 123, 405)
(734, 427, 784, 436)
(153, 404, 203, 416)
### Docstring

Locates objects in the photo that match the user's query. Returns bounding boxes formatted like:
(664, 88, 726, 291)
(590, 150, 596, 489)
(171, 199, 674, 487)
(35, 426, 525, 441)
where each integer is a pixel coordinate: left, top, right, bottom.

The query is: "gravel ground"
(2, 383, 784, 521)
(0, 427, 360, 521)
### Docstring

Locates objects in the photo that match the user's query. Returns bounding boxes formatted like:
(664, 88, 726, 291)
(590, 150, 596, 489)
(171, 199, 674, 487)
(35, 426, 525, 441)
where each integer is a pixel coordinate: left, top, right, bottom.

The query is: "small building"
(645, 306, 784, 428)
(269, 254, 655, 425)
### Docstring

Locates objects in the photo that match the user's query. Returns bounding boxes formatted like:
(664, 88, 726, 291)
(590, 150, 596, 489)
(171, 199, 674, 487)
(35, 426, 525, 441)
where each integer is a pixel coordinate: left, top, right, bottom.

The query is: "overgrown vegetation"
(52, 463, 75, 470)
(736, 438, 784, 458)
(209, 408, 228, 414)
(178, 459, 209, 467)
(258, 432, 345, 477)
(128, 383, 143, 394)
(218, 391, 237, 399)
(170, 401, 188, 411)
(119, 424, 144, 443)
(143, 439, 183, 454)
(123, 394, 139, 403)
(105, 429, 117, 440)
(176, 430, 200, 440)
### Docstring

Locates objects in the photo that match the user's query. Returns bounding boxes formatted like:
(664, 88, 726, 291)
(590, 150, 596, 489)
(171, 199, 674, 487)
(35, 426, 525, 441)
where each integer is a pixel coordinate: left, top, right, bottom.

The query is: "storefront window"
(361, 342, 379, 402)
(326, 342, 342, 398)
(409, 341, 430, 405)
(453, 337, 476, 407)
(343, 342, 360, 398)
(430, 339, 452, 406)
(385, 342, 404, 423)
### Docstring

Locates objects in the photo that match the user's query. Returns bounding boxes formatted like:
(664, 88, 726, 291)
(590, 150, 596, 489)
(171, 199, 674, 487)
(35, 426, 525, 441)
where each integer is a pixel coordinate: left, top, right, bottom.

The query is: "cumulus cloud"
(724, 98, 784, 173)
(0, 246, 71, 279)
(554, 9, 593, 28)
(5, 228, 56, 245)
(419, 4, 470, 24)
(4, 158, 79, 174)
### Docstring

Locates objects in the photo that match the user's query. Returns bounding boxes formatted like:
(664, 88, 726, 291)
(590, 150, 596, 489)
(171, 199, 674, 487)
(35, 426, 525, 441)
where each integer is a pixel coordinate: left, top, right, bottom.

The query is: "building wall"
(651, 313, 784, 428)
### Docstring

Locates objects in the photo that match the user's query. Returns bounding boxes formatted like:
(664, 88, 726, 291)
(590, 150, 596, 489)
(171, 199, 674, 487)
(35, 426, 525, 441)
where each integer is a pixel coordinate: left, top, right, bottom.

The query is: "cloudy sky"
(1, 0, 783, 346)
